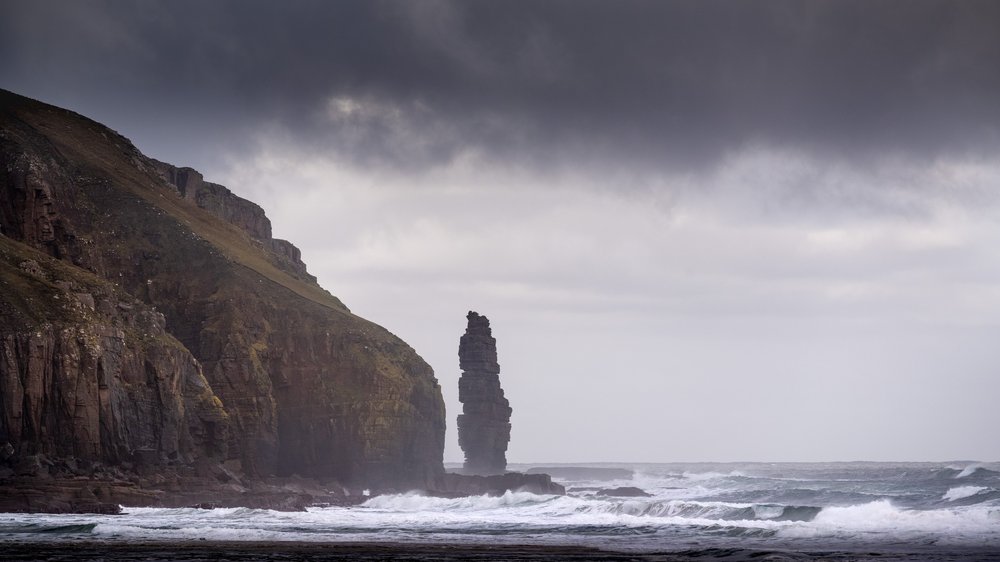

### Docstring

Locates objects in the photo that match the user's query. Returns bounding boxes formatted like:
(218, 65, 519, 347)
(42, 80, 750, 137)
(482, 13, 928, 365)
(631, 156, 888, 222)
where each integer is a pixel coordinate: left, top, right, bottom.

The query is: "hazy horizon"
(3, 0, 999, 464)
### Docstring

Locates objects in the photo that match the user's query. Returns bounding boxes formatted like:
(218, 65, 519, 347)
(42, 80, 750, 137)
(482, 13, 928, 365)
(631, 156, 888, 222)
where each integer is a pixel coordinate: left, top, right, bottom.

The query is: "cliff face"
(0, 89, 445, 489)
(0, 236, 228, 469)
(151, 160, 314, 283)
(457, 311, 512, 475)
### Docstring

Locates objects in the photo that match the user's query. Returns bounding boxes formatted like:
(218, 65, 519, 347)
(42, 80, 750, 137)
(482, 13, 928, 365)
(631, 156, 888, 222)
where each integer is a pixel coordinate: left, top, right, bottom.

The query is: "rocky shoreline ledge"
(0, 451, 563, 513)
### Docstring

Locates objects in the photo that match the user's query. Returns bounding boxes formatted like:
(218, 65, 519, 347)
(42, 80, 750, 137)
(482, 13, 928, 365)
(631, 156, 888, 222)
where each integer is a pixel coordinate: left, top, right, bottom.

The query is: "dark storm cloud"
(5, 1, 1000, 463)
(3, 0, 999, 171)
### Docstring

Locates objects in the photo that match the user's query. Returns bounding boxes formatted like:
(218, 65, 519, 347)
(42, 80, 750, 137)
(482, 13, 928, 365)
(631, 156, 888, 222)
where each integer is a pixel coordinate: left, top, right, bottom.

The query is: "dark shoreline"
(1, 541, 999, 562)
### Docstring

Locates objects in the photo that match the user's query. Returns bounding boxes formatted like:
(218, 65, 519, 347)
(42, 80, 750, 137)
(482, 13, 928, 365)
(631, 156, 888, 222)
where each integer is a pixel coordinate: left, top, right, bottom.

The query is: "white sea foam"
(943, 486, 989, 502)
(3, 462, 1000, 550)
(680, 470, 746, 481)
(752, 504, 786, 520)
(361, 491, 554, 512)
(362, 492, 807, 529)
(956, 464, 982, 478)
(779, 499, 1000, 544)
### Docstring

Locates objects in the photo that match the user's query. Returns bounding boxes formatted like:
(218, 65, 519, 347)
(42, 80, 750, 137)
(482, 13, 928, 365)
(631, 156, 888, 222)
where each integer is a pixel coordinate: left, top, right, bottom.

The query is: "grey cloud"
(3, 1, 999, 174)
(5, 1, 1000, 461)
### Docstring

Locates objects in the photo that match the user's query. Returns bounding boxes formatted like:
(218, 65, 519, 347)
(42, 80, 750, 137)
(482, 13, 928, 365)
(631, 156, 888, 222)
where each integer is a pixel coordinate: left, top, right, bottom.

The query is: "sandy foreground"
(1, 542, 999, 561)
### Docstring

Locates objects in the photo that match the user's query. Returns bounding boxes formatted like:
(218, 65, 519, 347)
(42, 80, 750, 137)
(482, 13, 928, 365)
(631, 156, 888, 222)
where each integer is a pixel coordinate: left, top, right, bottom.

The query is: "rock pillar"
(457, 311, 511, 475)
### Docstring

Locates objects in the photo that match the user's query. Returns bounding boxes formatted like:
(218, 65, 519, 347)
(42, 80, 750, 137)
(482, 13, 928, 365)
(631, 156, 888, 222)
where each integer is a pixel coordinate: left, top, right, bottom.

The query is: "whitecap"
(779, 499, 1000, 544)
(361, 490, 556, 512)
(943, 486, 988, 502)
(956, 464, 982, 478)
(681, 470, 746, 481)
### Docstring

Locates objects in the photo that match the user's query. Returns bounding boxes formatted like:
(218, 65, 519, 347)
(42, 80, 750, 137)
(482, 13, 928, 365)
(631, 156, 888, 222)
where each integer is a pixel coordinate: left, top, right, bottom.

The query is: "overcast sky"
(4, 0, 1000, 463)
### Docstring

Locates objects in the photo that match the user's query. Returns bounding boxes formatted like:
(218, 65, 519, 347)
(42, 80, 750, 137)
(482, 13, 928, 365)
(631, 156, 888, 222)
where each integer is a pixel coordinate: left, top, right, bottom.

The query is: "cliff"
(0, 89, 446, 498)
(150, 160, 314, 283)
(457, 311, 512, 475)
(0, 236, 228, 511)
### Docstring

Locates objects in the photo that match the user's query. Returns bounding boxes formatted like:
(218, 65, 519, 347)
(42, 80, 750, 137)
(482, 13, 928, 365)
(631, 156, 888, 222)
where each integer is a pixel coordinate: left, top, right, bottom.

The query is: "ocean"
(2, 461, 999, 560)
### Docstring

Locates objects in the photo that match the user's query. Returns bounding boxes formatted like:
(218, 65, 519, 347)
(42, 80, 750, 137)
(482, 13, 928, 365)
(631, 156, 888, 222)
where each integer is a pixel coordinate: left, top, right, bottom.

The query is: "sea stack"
(457, 311, 512, 475)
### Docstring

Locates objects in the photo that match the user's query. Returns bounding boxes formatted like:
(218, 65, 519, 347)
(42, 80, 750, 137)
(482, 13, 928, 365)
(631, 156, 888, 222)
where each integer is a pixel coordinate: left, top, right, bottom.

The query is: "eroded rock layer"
(457, 311, 512, 475)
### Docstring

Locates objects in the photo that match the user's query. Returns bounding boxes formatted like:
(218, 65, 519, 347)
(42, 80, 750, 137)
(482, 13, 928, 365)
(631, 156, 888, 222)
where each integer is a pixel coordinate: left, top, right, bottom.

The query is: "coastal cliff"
(0, 237, 229, 511)
(0, 89, 446, 501)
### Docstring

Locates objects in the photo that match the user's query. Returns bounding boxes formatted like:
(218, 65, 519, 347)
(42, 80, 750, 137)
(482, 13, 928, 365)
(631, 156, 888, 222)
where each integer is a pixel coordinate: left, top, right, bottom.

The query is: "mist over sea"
(3, 462, 999, 559)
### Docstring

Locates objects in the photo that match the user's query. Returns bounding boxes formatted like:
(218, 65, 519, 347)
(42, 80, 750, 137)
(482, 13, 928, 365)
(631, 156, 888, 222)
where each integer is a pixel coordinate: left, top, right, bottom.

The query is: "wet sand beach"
(1, 542, 999, 562)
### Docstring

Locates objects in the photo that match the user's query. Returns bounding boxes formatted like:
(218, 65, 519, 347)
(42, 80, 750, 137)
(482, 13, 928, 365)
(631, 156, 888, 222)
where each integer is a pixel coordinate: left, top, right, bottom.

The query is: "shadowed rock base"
(0, 469, 566, 513)
(431, 471, 565, 497)
(0, 472, 361, 513)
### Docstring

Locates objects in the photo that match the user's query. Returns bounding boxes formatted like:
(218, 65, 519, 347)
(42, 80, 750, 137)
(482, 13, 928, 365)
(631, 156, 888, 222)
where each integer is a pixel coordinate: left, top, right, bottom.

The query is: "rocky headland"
(0, 89, 559, 512)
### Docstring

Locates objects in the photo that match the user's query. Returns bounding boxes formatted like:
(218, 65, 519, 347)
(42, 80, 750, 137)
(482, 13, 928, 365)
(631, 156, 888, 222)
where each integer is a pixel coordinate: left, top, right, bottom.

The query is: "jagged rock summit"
(457, 311, 512, 475)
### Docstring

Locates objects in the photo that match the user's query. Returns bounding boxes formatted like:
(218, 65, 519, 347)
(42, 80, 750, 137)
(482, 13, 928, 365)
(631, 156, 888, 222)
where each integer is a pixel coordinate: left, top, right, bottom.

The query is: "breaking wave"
(363, 491, 823, 523)
(780, 499, 1000, 542)
(2, 462, 999, 551)
(362, 491, 557, 512)
(680, 470, 747, 481)
(943, 486, 989, 502)
(937, 465, 1000, 480)
(957, 465, 983, 478)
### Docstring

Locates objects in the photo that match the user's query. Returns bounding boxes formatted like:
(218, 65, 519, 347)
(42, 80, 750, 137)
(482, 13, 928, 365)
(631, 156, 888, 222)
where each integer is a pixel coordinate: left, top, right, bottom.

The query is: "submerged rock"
(595, 486, 652, 497)
(456, 312, 511, 475)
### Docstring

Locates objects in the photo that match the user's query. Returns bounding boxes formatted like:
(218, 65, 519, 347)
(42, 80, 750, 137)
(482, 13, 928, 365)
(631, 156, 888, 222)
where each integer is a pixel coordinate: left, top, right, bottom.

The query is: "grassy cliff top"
(0, 89, 349, 315)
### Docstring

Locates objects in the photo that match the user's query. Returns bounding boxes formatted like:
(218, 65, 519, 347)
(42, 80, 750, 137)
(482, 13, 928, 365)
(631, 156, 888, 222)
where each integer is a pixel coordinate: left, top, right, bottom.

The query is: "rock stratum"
(0, 90, 461, 510)
(457, 311, 512, 475)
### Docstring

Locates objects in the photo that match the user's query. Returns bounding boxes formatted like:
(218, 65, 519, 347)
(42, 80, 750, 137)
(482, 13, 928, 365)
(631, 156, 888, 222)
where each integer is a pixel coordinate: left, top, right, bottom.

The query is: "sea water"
(2, 462, 999, 556)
